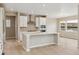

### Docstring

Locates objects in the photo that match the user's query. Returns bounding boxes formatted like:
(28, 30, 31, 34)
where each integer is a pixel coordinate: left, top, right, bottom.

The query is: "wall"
(46, 18, 57, 33)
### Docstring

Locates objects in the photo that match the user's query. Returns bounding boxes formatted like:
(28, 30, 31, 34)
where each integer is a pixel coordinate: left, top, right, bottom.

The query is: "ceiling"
(3, 3, 78, 18)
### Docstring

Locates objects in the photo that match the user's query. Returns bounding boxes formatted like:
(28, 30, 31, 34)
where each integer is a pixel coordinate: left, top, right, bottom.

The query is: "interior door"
(6, 16, 15, 39)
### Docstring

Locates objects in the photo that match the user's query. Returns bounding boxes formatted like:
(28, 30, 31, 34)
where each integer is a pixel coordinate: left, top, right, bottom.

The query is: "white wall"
(46, 18, 57, 33)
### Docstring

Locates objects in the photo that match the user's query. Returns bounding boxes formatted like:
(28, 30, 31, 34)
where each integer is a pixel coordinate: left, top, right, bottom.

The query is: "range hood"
(27, 15, 37, 32)
(28, 15, 35, 25)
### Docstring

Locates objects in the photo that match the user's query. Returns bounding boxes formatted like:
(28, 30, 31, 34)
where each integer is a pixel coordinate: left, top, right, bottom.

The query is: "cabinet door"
(0, 8, 4, 33)
(0, 8, 4, 39)
(36, 17, 40, 27)
(0, 7, 4, 55)
(20, 16, 27, 27)
(39, 17, 46, 25)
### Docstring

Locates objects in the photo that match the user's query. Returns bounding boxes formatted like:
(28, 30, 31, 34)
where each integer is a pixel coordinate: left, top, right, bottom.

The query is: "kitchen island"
(22, 32, 58, 52)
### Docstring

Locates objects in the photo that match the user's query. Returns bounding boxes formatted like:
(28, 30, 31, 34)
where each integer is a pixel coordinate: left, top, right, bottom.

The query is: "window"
(6, 19, 11, 27)
(67, 20, 78, 32)
(59, 21, 66, 31)
(59, 19, 78, 32)
(61, 23, 65, 30)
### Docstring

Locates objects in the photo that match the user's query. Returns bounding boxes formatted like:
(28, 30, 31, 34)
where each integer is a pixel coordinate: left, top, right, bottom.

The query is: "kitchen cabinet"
(0, 34, 3, 55)
(35, 16, 47, 26)
(20, 16, 27, 27)
(36, 17, 40, 27)
(58, 37, 78, 49)
(35, 17, 47, 31)
(39, 17, 46, 25)
(0, 7, 4, 55)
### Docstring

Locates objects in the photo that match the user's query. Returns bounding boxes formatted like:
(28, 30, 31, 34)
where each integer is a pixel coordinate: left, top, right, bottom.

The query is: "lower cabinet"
(58, 37, 78, 49)
(0, 43, 3, 55)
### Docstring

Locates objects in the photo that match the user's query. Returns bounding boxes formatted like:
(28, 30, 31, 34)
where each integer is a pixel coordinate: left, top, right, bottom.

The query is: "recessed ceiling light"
(42, 4, 46, 7)
(46, 14, 48, 15)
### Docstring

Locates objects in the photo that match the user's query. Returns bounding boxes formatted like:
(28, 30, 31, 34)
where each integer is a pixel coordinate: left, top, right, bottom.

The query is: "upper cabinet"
(35, 17, 40, 27)
(19, 16, 28, 27)
(0, 7, 4, 33)
(19, 13, 47, 32)
(39, 17, 46, 25)
(35, 16, 46, 27)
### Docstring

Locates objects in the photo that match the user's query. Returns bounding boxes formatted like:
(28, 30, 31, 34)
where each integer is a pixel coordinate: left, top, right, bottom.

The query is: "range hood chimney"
(28, 15, 35, 25)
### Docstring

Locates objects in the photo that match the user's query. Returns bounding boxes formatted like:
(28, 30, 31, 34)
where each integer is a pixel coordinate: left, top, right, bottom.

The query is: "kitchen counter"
(59, 31, 78, 40)
(22, 32, 58, 52)
(22, 31, 58, 35)
(0, 33, 3, 55)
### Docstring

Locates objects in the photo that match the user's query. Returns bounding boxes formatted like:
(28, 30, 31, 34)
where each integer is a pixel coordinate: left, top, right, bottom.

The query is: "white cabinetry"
(36, 17, 46, 27)
(0, 34, 3, 54)
(20, 16, 27, 27)
(0, 7, 4, 55)
(36, 17, 40, 27)
(39, 17, 46, 25)
(58, 37, 77, 49)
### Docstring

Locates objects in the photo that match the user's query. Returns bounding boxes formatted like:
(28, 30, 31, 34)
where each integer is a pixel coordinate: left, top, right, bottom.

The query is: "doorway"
(5, 16, 16, 40)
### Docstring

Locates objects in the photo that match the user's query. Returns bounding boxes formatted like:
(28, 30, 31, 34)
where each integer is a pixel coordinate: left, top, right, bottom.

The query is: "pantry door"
(6, 16, 16, 39)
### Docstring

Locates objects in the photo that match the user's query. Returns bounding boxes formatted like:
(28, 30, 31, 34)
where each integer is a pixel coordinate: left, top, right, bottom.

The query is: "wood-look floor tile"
(4, 38, 79, 55)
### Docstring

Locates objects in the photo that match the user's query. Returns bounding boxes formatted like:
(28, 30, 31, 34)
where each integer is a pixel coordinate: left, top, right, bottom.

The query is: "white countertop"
(22, 31, 58, 36)
(22, 31, 58, 51)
